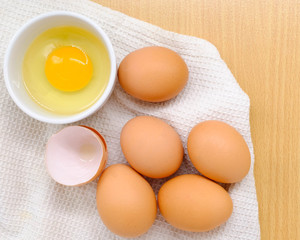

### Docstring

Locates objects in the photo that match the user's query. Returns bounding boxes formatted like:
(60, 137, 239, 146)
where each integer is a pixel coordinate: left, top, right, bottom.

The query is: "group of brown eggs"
(45, 46, 251, 238)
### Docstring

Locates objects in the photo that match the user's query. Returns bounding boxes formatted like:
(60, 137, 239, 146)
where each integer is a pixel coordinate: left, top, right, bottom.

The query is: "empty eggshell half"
(45, 126, 107, 186)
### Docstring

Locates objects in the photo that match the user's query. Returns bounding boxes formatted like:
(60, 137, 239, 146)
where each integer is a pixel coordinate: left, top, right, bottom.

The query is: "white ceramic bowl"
(3, 11, 116, 124)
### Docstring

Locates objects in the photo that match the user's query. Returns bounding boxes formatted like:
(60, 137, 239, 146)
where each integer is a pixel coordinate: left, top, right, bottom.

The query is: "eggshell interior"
(46, 126, 106, 186)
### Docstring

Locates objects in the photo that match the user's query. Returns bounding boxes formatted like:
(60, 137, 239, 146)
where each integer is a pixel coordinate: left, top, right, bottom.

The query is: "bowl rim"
(3, 11, 117, 124)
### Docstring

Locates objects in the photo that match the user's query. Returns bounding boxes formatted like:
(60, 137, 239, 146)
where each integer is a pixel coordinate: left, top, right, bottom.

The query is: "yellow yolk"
(45, 46, 93, 92)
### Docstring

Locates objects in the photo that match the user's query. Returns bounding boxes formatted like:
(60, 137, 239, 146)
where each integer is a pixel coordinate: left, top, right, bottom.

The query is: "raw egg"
(120, 116, 183, 178)
(45, 46, 93, 92)
(187, 120, 251, 183)
(158, 174, 233, 232)
(118, 46, 189, 102)
(45, 126, 107, 186)
(96, 164, 157, 238)
(23, 26, 110, 114)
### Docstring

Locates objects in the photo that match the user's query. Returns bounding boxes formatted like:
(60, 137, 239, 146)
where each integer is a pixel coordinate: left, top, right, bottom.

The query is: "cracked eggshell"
(45, 126, 107, 186)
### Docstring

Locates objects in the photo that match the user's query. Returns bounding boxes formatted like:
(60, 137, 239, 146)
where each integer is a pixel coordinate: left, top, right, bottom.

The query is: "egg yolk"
(45, 46, 93, 92)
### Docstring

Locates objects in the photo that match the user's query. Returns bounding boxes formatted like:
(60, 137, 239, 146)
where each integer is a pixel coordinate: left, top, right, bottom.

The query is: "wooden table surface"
(94, 1, 300, 239)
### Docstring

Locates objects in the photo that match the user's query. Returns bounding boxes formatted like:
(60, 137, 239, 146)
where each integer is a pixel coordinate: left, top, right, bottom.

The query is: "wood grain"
(93, 1, 300, 239)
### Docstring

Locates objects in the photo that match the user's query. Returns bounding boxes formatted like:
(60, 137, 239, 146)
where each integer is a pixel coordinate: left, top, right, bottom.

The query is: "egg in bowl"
(22, 25, 110, 115)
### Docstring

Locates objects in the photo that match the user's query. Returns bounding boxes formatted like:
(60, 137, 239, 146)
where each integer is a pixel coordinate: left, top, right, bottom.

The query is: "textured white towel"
(0, 0, 260, 239)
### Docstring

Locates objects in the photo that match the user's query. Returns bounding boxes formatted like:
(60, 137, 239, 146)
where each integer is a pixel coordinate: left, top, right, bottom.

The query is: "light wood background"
(93, 1, 300, 239)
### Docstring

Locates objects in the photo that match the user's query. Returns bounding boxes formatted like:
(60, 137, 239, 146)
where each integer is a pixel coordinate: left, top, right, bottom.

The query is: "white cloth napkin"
(0, 0, 260, 239)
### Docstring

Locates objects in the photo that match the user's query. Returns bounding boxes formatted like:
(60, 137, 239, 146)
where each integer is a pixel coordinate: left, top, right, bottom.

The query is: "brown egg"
(158, 174, 233, 232)
(187, 120, 251, 183)
(96, 164, 157, 238)
(120, 116, 183, 178)
(118, 46, 188, 102)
